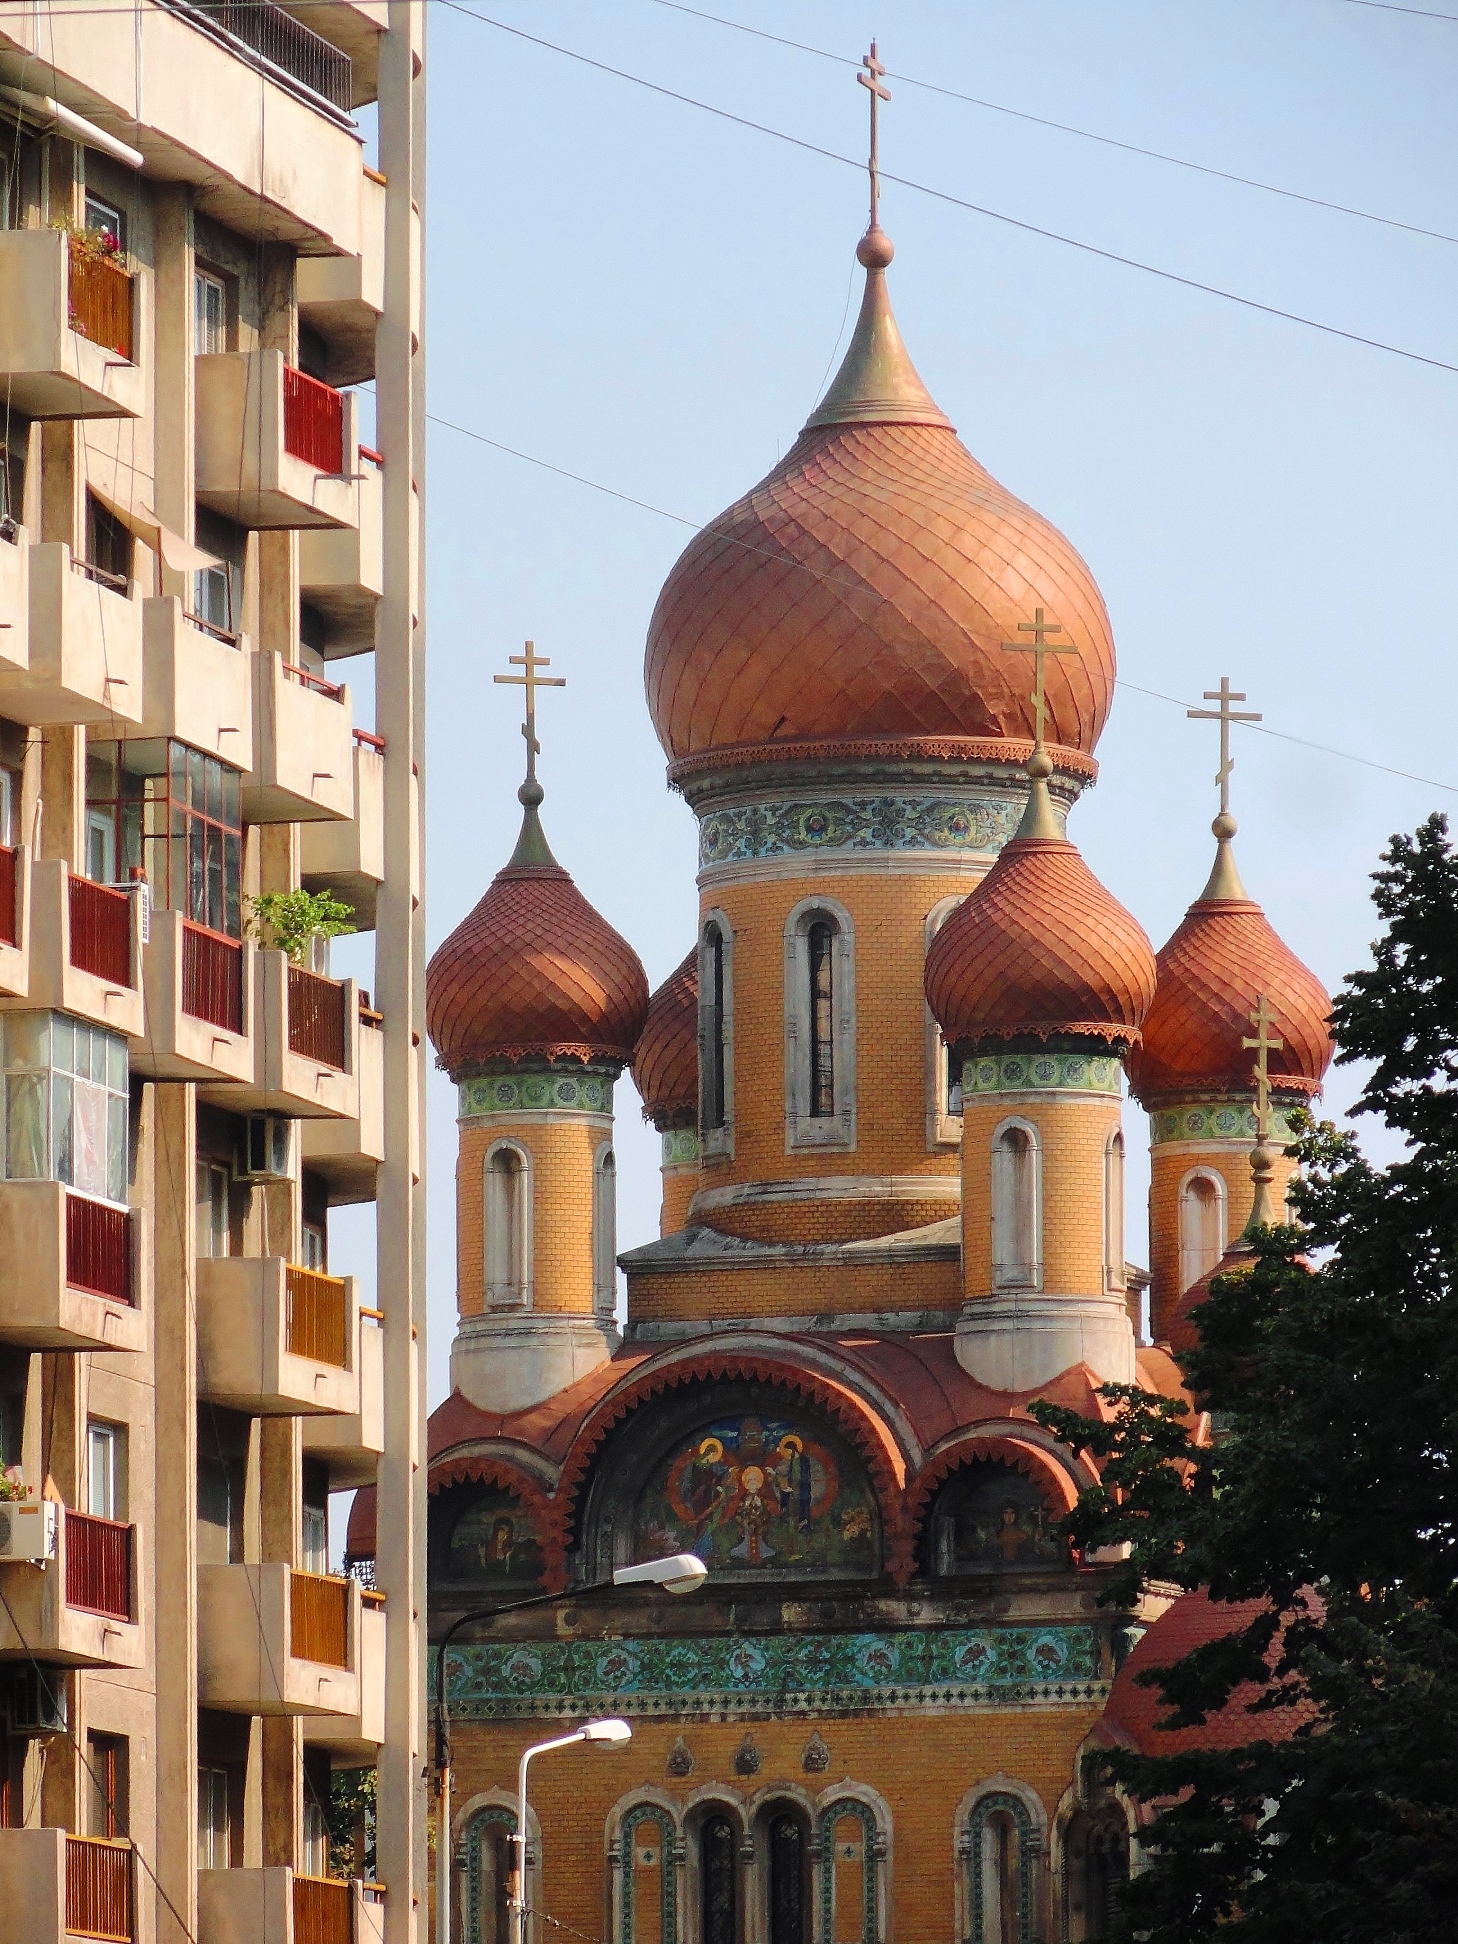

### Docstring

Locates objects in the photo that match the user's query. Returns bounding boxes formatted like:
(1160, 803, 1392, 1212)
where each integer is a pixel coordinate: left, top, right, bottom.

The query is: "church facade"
(350, 179, 1333, 1944)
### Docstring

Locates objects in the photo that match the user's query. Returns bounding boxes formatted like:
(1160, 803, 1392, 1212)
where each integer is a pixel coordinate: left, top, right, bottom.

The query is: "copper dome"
(426, 803, 650, 1079)
(645, 237, 1114, 771)
(633, 947, 699, 1129)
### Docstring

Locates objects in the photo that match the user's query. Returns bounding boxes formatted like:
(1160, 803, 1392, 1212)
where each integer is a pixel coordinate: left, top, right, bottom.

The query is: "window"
(593, 1145, 617, 1315)
(618, 1803, 676, 1944)
(1063, 1808, 1130, 1942)
(1104, 1130, 1126, 1294)
(302, 1219, 327, 1272)
(1179, 1171, 1225, 1291)
(767, 1809, 808, 1944)
(303, 1798, 330, 1877)
(83, 194, 124, 253)
(194, 267, 227, 355)
(819, 1801, 879, 1944)
(925, 897, 968, 1145)
(0, 745, 20, 850)
(197, 1411, 247, 1567)
(198, 1764, 232, 1869)
(192, 562, 234, 637)
(991, 1122, 1041, 1291)
(87, 1419, 127, 1522)
(84, 493, 131, 592)
(700, 1814, 737, 1944)
(86, 740, 243, 937)
(807, 923, 835, 1117)
(966, 1793, 1034, 1944)
(484, 1142, 531, 1310)
(457, 1807, 516, 1944)
(197, 1160, 231, 1259)
(84, 1732, 128, 1840)
(0, 1013, 128, 1204)
(302, 1459, 329, 1574)
(784, 898, 856, 1150)
(699, 916, 733, 1153)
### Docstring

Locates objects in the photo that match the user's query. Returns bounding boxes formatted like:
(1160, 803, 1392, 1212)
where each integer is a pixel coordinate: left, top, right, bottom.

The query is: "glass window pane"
(73, 1079, 106, 1197)
(170, 742, 186, 798)
(205, 755, 222, 821)
(4, 1011, 48, 1072)
(189, 820, 206, 924)
(5, 1073, 46, 1179)
(223, 834, 241, 939)
(206, 826, 223, 932)
(107, 1033, 127, 1095)
(90, 1026, 109, 1085)
(50, 1013, 73, 1076)
(188, 748, 205, 813)
(52, 1074, 73, 1184)
(221, 765, 240, 830)
(107, 1096, 127, 1204)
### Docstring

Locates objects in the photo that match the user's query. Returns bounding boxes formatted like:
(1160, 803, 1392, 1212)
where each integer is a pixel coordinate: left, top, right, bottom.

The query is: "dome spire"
(495, 638, 566, 871)
(1006, 609, 1075, 839)
(1188, 676, 1261, 901)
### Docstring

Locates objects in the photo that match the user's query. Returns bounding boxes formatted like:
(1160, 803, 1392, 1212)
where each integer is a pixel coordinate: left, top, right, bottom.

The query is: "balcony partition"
(293, 1873, 352, 1944)
(65, 1193, 133, 1307)
(0, 231, 143, 420)
(291, 1570, 350, 1667)
(65, 1510, 133, 1622)
(69, 878, 133, 986)
(182, 922, 244, 1033)
(289, 966, 347, 1069)
(286, 1266, 349, 1367)
(283, 367, 345, 474)
(66, 1834, 133, 1943)
(67, 254, 133, 363)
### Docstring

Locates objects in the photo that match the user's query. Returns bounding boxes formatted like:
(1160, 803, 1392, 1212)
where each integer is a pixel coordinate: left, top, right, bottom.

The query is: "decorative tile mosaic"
(435, 1626, 1105, 1720)
(458, 1071, 613, 1118)
(662, 1128, 700, 1166)
(963, 1052, 1122, 1096)
(1150, 1101, 1299, 1145)
(697, 796, 1051, 869)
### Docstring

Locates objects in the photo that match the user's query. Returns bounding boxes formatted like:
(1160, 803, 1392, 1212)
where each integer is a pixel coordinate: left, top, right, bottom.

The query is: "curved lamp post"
(435, 1552, 707, 1944)
(509, 1716, 632, 1944)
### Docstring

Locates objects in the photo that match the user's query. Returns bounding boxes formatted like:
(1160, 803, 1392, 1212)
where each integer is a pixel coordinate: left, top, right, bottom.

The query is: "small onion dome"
(632, 947, 699, 1130)
(426, 788, 649, 1079)
(924, 761, 1156, 1048)
(1127, 828, 1332, 1107)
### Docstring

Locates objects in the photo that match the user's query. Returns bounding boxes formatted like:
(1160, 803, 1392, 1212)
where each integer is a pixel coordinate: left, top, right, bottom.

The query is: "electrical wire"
(1336, 0, 1458, 18)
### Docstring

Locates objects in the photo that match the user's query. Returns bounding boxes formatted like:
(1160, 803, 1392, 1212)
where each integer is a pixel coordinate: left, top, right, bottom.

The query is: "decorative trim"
(698, 794, 1040, 870)
(965, 1791, 1036, 1944)
(670, 735, 1100, 787)
(818, 1796, 878, 1944)
(964, 1052, 1122, 1097)
(662, 1128, 700, 1167)
(690, 1175, 961, 1214)
(1150, 1100, 1299, 1145)
(618, 1801, 676, 1944)
(460, 1070, 615, 1118)
(701, 850, 995, 889)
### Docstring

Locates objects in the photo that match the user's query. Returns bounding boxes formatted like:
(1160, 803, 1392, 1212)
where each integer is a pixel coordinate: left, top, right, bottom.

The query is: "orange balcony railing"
(182, 921, 243, 1032)
(68, 253, 134, 363)
(69, 876, 132, 986)
(283, 366, 344, 475)
(286, 1265, 349, 1368)
(65, 1510, 133, 1622)
(0, 842, 16, 947)
(288, 964, 347, 1069)
(293, 1873, 352, 1944)
(66, 1192, 133, 1306)
(290, 1570, 350, 1668)
(65, 1834, 133, 1943)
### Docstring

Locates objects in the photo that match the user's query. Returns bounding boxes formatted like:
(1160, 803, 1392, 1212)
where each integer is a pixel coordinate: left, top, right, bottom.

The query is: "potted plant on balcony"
(247, 889, 355, 969)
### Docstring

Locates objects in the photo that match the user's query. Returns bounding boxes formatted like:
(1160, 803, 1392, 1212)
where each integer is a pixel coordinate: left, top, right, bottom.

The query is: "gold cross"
(858, 41, 891, 232)
(1188, 676, 1262, 818)
(1003, 608, 1077, 748)
(1242, 993, 1285, 1139)
(494, 640, 565, 781)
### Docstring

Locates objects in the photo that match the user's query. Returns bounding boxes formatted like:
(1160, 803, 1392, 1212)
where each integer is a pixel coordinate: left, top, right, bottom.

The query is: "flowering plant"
(0, 1468, 31, 1503)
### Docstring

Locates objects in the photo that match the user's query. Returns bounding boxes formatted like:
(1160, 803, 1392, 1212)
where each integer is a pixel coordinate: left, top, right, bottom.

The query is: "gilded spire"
(1004, 609, 1074, 839)
(1188, 677, 1261, 900)
(494, 641, 566, 871)
(1232, 993, 1286, 1248)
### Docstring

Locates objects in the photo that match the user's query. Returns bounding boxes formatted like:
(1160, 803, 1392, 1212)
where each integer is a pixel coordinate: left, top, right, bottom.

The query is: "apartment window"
(699, 914, 735, 1157)
(83, 194, 125, 254)
(197, 1160, 231, 1258)
(84, 1732, 128, 1840)
(194, 267, 227, 355)
(302, 1799, 330, 1878)
(84, 493, 131, 592)
(484, 1141, 531, 1310)
(87, 1419, 127, 1522)
(197, 1413, 247, 1568)
(991, 1121, 1041, 1292)
(302, 1459, 329, 1574)
(1104, 1130, 1126, 1295)
(198, 1765, 233, 1868)
(0, 1012, 128, 1204)
(592, 1144, 616, 1315)
(192, 562, 234, 637)
(87, 740, 243, 937)
(1179, 1171, 1226, 1292)
(784, 897, 856, 1151)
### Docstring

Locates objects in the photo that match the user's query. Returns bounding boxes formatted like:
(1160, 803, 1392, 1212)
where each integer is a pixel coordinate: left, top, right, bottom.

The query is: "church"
(350, 86, 1334, 1944)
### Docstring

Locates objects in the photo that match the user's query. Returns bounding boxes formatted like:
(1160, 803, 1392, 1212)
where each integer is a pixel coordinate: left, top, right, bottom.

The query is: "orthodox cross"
(1003, 608, 1076, 748)
(1242, 993, 1285, 1140)
(493, 641, 565, 784)
(858, 41, 891, 231)
(1188, 676, 1261, 817)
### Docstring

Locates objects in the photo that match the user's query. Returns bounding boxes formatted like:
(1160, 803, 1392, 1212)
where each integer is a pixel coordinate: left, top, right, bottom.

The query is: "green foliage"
(1030, 814, 1458, 1944)
(329, 1765, 377, 1879)
(246, 889, 355, 965)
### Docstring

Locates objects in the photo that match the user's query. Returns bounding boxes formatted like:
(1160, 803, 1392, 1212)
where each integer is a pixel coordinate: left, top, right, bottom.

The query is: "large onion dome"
(925, 758, 1156, 1048)
(426, 785, 650, 1079)
(632, 947, 699, 1129)
(1126, 826, 1332, 1106)
(645, 225, 1114, 776)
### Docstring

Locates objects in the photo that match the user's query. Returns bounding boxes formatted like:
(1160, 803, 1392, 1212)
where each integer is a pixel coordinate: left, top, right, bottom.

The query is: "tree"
(1032, 814, 1458, 1943)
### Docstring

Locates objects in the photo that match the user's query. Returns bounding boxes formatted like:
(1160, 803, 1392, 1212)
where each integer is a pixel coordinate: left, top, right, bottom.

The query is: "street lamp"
(434, 1552, 707, 1944)
(509, 1717, 633, 1944)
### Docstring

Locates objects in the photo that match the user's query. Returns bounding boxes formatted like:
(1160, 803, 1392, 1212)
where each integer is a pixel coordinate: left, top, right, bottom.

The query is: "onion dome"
(426, 783, 650, 1079)
(1104, 1589, 1316, 1753)
(1127, 822, 1332, 1107)
(645, 224, 1114, 775)
(632, 947, 699, 1130)
(925, 755, 1156, 1048)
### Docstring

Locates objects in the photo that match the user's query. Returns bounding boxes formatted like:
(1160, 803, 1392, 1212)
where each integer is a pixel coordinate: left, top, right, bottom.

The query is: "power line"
(1336, 0, 1458, 18)
(443, 4, 1458, 378)
(644, 0, 1458, 247)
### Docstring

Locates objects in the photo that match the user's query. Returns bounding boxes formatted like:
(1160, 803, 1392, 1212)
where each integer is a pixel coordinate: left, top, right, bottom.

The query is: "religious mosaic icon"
(930, 1461, 1067, 1575)
(440, 1486, 545, 1589)
(630, 1412, 877, 1579)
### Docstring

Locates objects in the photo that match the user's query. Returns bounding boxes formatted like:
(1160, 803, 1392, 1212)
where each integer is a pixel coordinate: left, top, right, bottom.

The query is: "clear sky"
(335, 0, 1458, 1410)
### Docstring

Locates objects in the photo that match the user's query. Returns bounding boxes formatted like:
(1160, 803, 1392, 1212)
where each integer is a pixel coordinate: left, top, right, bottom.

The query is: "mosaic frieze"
(435, 1625, 1105, 1719)
(962, 1052, 1122, 1096)
(1150, 1101, 1299, 1145)
(662, 1128, 700, 1166)
(697, 796, 1044, 868)
(458, 1071, 613, 1118)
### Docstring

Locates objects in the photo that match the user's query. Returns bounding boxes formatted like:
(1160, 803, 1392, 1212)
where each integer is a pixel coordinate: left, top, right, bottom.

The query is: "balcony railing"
(283, 659, 345, 702)
(290, 1570, 349, 1668)
(0, 842, 16, 947)
(66, 1510, 133, 1622)
(67, 253, 134, 363)
(66, 1192, 133, 1306)
(182, 921, 243, 1032)
(175, 0, 352, 111)
(294, 1874, 352, 1944)
(69, 877, 132, 985)
(286, 1265, 349, 1368)
(289, 965, 347, 1070)
(283, 366, 345, 475)
(66, 1834, 134, 1943)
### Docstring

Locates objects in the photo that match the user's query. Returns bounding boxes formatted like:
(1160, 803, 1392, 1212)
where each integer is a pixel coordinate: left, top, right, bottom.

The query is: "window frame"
(1103, 1128, 1127, 1295)
(990, 1117, 1043, 1293)
(86, 738, 243, 938)
(193, 264, 229, 356)
(783, 895, 857, 1153)
(86, 1417, 128, 1523)
(1177, 1166, 1227, 1293)
(0, 1011, 130, 1206)
(924, 895, 968, 1149)
(698, 911, 735, 1159)
(482, 1137, 533, 1312)
(592, 1140, 617, 1317)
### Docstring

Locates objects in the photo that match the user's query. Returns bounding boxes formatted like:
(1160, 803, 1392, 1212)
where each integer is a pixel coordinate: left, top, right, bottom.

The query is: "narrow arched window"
(966, 1793, 1033, 1944)
(808, 921, 836, 1117)
(456, 1807, 516, 1944)
(785, 898, 856, 1150)
(768, 1811, 808, 1944)
(1063, 1808, 1130, 1942)
(819, 1800, 879, 1944)
(484, 1144, 529, 1309)
(618, 1804, 675, 1944)
(992, 1124, 1040, 1290)
(1179, 1172, 1224, 1291)
(703, 924, 726, 1131)
(1104, 1130, 1126, 1294)
(701, 1815, 737, 1944)
(593, 1145, 617, 1314)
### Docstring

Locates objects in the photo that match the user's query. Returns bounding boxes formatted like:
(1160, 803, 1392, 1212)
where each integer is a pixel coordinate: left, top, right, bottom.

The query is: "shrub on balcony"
(246, 890, 354, 966)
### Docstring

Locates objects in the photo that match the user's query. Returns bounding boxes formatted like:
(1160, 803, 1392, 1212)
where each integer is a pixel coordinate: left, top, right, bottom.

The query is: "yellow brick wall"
(1148, 1139, 1298, 1342)
(626, 1253, 961, 1325)
(960, 1093, 1123, 1300)
(701, 1194, 958, 1248)
(456, 1114, 610, 1319)
(660, 1164, 697, 1238)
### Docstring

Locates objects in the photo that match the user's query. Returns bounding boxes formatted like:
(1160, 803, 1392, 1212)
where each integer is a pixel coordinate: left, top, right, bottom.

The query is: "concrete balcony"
(0, 521, 30, 676)
(243, 650, 354, 824)
(0, 1181, 144, 1353)
(1, 859, 144, 1039)
(196, 352, 359, 530)
(0, 543, 144, 729)
(296, 169, 384, 385)
(141, 597, 254, 767)
(196, 1257, 360, 1416)
(0, 1504, 142, 1668)
(232, 951, 359, 1120)
(0, 843, 31, 998)
(0, 1828, 136, 1943)
(131, 910, 253, 1084)
(299, 453, 382, 656)
(300, 739, 383, 927)
(199, 1563, 361, 1717)
(305, 1589, 385, 1758)
(302, 1308, 383, 1488)
(0, 229, 145, 421)
(301, 1005, 383, 1202)
(200, 1867, 383, 1944)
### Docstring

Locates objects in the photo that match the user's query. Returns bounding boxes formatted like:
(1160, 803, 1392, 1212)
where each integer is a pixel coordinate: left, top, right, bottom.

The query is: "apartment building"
(0, 3, 425, 1941)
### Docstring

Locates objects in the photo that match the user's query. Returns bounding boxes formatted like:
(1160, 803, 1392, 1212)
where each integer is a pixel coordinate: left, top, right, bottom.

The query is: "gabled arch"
(906, 1433, 1082, 1577)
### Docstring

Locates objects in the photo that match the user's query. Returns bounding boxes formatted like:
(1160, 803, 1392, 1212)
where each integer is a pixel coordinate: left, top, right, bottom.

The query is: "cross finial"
(1187, 676, 1262, 820)
(493, 640, 565, 786)
(1242, 993, 1285, 1141)
(858, 41, 891, 233)
(1003, 608, 1077, 749)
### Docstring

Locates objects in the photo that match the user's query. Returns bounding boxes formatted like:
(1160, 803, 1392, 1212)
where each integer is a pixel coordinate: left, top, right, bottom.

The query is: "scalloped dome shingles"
(632, 947, 698, 1127)
(924, 835, 1156, 1047)
(1127, 896, 1332, 1106)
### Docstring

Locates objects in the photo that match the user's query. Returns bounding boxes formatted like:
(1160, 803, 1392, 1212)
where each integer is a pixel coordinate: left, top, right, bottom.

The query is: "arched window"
(484, 1141, 531, 1309)
(699, 914, 734, 1156)
(593, 1143, 617, 1314)
(925, 895, 967, 1148)
(965, 1792, 1034, 1944)
(1178, 1170, 1225, 1291)
(700, 1813, 738, 1944)
(818, 1798, 880, 1944)
(764, 1804, 809, 1944)
(617, 1803, 676, 1944)
(1063, 1807, 1130, 1942)
(455, 1805, 515, 1944)
(1103, 1130, 1126, 1295)
(991, 1122, 1041, 1291)
(784, 898, 856, 1150)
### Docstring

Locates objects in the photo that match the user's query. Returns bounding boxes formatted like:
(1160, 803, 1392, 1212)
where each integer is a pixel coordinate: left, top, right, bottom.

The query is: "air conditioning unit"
(5, 1664, 67, 1737)
(0, 1500, 58, 1560)
(237, 1114, 293, 1182)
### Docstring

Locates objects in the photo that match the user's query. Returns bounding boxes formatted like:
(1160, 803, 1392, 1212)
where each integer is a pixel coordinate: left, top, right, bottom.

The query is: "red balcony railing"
(65, 1834, 133, 1943)
(293, 1874, 352, 1944)
(69, 876, 132, 986)
(286, 1265, 349, 1368)
(68, 252, 134, 363)
(0, 842, 17, 947)
(282, 659, 345, 702)
(65, 1510, 133, 1623)
(182, 921, 243, 1033)
(288, 965, 347, 1070)
(290, 1571, 350, 1668)
(283, 365, 344, 475)
(66, 1192, 133, 1306)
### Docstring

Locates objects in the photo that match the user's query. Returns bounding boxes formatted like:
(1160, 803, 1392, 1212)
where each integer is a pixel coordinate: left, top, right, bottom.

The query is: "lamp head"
(612, 1552, 709, 1596)
(580, 1717, 632, 1746)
